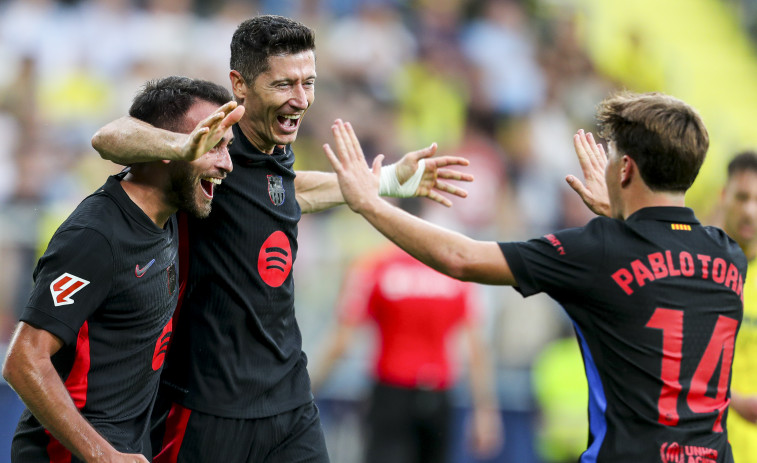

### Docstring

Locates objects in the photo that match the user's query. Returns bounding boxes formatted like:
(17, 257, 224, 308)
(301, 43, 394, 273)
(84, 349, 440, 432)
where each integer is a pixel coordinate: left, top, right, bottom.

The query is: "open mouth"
(277, 114, 301, 131)
(200, 178, 222, 199)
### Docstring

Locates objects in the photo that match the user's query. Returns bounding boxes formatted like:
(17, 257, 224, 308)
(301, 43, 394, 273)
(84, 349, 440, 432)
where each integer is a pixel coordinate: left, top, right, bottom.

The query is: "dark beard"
(169, 163, 211, 219)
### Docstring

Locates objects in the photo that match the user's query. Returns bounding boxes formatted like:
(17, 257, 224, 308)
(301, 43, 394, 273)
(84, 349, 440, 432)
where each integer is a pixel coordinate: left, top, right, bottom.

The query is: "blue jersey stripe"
(574, 322, 607, 463)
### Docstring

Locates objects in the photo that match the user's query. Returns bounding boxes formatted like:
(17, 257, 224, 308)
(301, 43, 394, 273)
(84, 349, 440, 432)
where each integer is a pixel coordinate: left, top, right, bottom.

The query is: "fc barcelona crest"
(267, 175, 286, 206)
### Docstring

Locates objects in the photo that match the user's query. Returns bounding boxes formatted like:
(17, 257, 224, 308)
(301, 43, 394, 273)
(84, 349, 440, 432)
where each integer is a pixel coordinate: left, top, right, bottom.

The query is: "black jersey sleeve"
(499, 218, 609, 299)
(21, 228, 114, 345)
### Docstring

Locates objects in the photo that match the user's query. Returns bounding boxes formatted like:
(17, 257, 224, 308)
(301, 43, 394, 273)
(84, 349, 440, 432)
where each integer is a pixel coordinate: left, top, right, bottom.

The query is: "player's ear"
(230, 71, 247, 101)
(620, 155, 634, 188)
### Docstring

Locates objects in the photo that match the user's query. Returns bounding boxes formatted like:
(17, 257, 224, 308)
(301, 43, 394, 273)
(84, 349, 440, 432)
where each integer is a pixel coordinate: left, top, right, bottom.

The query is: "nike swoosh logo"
(135, 259, 156, 278)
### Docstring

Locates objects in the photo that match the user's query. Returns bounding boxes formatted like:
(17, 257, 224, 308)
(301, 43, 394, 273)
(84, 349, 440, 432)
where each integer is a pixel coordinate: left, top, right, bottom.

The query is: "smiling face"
(722, 169, 757, 255)
(169, 99, 234, 218)
(232, 50, 316, 154)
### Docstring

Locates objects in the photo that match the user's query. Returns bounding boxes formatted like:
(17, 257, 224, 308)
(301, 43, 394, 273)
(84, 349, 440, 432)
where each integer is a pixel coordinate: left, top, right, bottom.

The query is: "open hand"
(322, 119, 382, 214)
(181, 101, 244, 161)
(395, 145, 473, 207)
(566, 129, 611, 217)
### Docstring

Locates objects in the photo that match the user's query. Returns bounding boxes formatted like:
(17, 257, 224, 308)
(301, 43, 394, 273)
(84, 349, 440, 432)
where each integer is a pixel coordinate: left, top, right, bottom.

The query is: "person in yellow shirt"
(722, 151, 757, 462)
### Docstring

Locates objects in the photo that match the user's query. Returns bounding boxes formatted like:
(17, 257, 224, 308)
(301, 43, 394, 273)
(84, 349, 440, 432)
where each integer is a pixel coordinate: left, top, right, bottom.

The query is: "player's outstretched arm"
(295, 135, 472, 213)
(92, 101, 244, 165)
(2, 323, 149, 462)
(323, 119, 514, 286)
(566, 129, 611, 217)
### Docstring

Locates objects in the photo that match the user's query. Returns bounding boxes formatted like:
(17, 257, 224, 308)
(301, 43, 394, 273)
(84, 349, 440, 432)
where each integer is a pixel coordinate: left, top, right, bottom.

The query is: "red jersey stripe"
(154, 402, 192, 463)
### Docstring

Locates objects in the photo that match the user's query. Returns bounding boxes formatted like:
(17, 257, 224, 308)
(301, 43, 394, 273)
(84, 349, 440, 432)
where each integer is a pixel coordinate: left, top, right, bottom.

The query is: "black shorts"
(151, 399, 329, 463)
(364, 382, 452, 463)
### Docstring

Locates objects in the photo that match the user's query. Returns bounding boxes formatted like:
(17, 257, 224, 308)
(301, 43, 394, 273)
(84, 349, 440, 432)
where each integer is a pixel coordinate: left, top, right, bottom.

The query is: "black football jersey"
(501, 207, 745, 463)
(12, 174, 178, 462)
(160, 123, 312, 418)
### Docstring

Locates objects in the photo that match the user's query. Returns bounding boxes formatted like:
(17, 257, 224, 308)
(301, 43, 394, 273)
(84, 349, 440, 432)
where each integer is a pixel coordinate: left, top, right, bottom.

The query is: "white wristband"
(379, 160, 425, 197)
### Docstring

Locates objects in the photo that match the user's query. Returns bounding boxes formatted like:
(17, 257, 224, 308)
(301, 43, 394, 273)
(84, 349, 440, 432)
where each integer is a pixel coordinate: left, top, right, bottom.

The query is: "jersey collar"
(625, 206, 700, 225)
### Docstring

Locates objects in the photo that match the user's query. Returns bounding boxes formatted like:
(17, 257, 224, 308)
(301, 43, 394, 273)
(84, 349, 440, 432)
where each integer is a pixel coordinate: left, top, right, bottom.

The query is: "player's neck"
(237, 117, 276, 154)
(619, 187, 686, 220)
(121, 172, 175, 228)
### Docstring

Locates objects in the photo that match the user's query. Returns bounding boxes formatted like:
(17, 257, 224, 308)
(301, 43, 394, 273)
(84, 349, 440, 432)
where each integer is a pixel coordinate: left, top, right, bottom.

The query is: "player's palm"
(181, 101, 244, 161)
(567, 129, 611, 217)
(395, 145, 474, 207)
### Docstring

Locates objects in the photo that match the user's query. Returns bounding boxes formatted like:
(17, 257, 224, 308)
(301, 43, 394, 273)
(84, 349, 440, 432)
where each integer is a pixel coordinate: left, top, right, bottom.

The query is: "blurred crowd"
(5, 0, 754, 460)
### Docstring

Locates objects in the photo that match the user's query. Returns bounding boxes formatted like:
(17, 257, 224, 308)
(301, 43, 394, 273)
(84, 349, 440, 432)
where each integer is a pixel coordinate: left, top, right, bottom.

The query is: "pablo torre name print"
(611, 250, 744, 298)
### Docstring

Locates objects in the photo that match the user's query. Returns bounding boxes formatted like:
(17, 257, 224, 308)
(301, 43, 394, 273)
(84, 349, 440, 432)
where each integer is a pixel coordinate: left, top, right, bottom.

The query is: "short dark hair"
(727, 150, 757, 178)
(596, 91, 709, 193)
(230, 15, 315, 84)
(129, 76, 231, 132)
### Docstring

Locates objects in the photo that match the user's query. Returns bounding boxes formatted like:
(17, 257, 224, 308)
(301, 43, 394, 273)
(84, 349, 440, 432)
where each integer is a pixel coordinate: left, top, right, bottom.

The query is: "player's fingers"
(579, 131, 599, 163)
(223, 105, 245, 128)
(428, 190, 453, 207)
(573, 132, 591, 165)
(322, 143, 343, 172)
(428, 155, 470, 168)
(331, 120, 351, 164)
(597, 141, 607, 159)
(436, 168, 474, 182)
(199, 110, 226, 131)
(565, 175, 591, 201)
(585, 132, 605, 167)
(217, 100, 238, 115)
(371, 154, 384, 175)
(435, 180, 469, 198)
(404, 142, 438, 162)
(189, 127, 210, 148)
(343, 121, 364, 162)
(336, 120, 359, 164)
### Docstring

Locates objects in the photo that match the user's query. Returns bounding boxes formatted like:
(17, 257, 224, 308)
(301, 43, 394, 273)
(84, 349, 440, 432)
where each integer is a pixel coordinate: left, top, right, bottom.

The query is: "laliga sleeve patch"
(258, 231, 293, 287)
(50, 273, 90, 307)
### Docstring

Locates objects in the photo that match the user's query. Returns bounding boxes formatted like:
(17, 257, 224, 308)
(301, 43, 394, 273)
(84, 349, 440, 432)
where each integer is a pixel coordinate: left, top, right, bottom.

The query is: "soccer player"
(2, 76, 239, 463)
(311, 241, 503, 463)
(720, 151, 757, 463)
(324, 91, 746, 462)
(91, 15, 472, 463)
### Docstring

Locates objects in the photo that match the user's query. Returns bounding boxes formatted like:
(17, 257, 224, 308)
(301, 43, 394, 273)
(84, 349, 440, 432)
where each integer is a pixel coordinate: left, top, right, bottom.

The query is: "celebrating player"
(2, 77, 239, 463)
(91, 15, 473, 463)
(324, 91, 746, 462)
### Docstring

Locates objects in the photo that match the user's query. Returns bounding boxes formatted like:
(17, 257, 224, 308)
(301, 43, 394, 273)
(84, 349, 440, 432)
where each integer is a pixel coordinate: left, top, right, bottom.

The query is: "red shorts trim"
(153, 402, 192, 463)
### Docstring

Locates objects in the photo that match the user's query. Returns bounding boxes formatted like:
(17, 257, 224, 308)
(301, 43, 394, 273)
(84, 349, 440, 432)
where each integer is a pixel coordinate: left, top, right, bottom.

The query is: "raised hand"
(566, 129, 611, 217)
(395, 144, 473, 207)
(181, 101, 244, 161)
(322, 119, 382, 214)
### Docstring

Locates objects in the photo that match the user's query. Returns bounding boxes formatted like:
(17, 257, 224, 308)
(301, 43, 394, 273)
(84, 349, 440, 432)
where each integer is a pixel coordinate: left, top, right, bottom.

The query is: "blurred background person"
(717, 151, 757, 463)
(311, 201, 504, 463)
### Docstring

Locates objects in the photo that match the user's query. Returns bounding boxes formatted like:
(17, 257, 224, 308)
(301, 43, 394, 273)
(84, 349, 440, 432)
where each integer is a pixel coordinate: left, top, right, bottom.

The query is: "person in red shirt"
(312, 237, 503, 463)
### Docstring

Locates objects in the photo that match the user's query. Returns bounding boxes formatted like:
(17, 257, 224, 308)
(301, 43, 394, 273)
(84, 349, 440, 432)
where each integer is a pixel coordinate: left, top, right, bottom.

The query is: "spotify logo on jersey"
(257, 231, 293, 287)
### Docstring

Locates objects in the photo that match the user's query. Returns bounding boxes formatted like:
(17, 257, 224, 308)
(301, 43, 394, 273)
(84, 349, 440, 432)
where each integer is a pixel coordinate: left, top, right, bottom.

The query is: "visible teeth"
(281, 114, 301, 120)
(203, 178, 222, 185)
